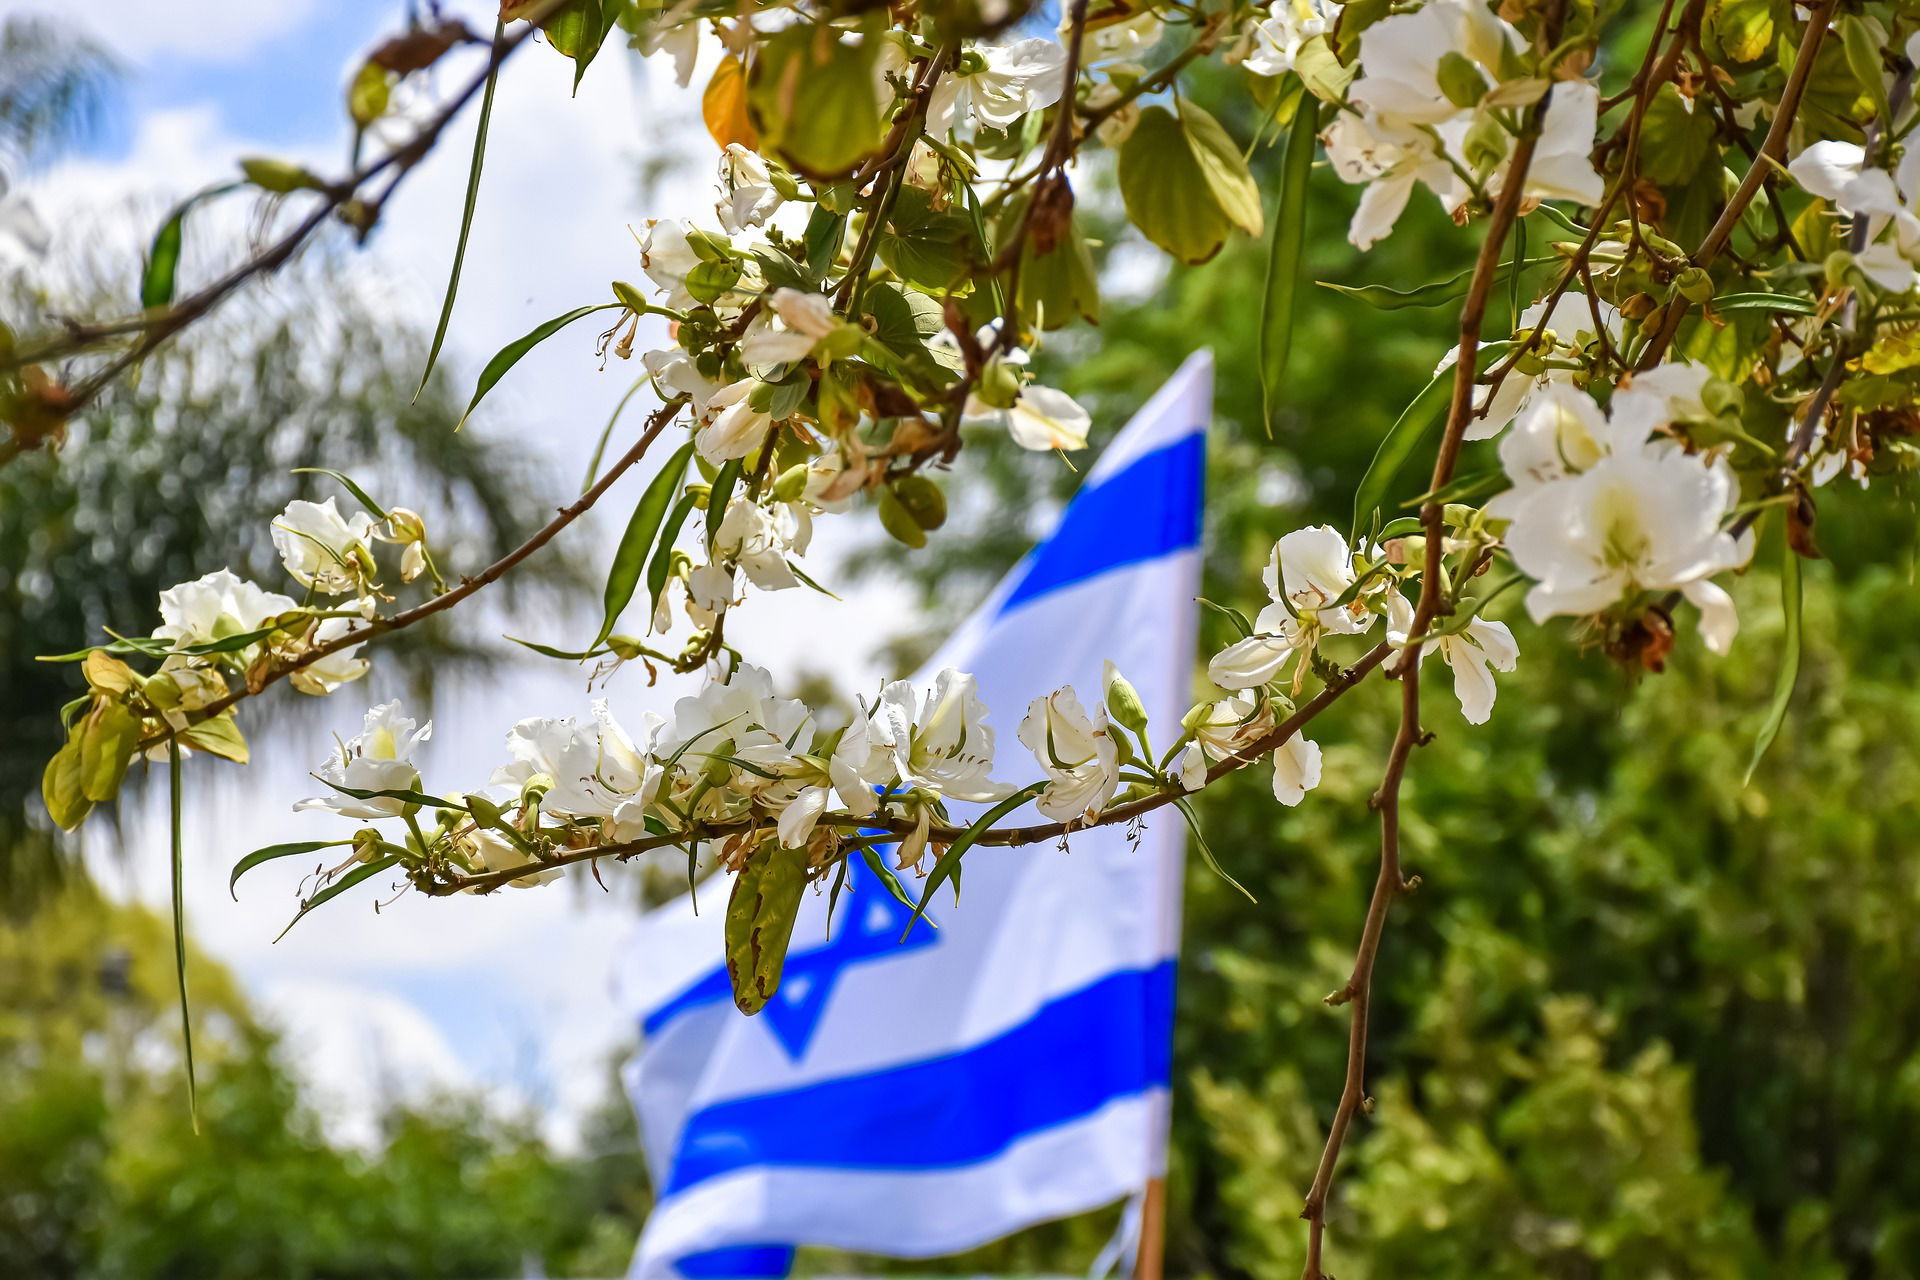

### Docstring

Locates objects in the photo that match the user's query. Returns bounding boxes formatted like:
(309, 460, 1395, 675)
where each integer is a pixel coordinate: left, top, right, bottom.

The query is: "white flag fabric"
(616, 350, 1212, 1279)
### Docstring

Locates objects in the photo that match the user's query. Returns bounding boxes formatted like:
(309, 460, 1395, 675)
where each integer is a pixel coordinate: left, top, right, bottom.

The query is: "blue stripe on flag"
(663, 961, 1175, 1196)
(998, 433, 1204, 615)
(672, 1244, 796, 1277)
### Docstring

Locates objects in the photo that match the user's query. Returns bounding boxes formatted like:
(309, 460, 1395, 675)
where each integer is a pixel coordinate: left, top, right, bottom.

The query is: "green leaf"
(321, 780, 467, 810)
(456, 302, 624, 429)
(649, 491, 699, 615)
(180, 715, 249, 764)
(879, 185, 982, 292)
(79, 701, 139, 804)
(1639, 83, 1718, 187)
(996, 193, 1100, 331)
(724, 843, 810, 1014)
(418, 19, 506, 402)
(140, 182, 240, 310)
(597, 440, 694, 648)
(1197, 597, 1255, 638)
(292, 467, 389, 520)
(1320, 255, 1559, 311)
(1120, 102, 1264, 264)
(275, 854, 401, 943)
(1174, 796, 1255, 902)
(1746, 543, 1802, 785)
(168, 741, 197, 1130)
(1260, 104, 1318, 432)
(859, 845, 918, 912)
(1713, 291, 1819, 316)
(1350, 342, 1511, 539)
(706, 458, 742, 551)
(584, 375, 651, 494)
(748, 26, 887, 177)
(542, 0, 620, 91)
(42, 740, 93, 831)
(507, 636, 611, 661)
(905, 783, 1046, 940)
(803, 204, 847, 281)
(230, 840, 352, 898)
(347, 59, 392, 127)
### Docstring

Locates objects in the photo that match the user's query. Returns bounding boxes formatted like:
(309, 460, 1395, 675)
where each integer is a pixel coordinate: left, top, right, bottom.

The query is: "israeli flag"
(617, 351, 1212, 1278)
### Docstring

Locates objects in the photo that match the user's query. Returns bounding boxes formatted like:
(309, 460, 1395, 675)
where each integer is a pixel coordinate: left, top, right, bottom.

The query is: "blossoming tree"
(8, 0, 1916, 1270)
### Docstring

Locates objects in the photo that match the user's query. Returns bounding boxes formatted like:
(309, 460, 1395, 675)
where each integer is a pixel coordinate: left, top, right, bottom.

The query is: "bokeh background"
(5, 1, 1920, 1277)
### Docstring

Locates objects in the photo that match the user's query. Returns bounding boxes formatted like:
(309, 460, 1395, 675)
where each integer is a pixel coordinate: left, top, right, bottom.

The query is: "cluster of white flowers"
(1322, 0, 1603, 248)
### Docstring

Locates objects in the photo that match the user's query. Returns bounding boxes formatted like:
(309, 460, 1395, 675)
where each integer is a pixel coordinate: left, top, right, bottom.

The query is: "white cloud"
(4, 0, 320, 64)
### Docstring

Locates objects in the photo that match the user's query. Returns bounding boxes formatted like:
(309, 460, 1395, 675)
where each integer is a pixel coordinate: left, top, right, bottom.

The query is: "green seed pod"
(890, 474, 947, 530)
(1675, 266, 1714, 304)
(876, 487, 928, 548)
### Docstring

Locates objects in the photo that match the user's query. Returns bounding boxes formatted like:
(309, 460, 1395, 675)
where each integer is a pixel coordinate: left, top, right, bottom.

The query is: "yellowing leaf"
(43, 741, 93, 831)
(1708, 0, 1772, 64)
(1119, 102, 1264, 264)
(79, 701, 140, 804)
(84, 650, 139, 693)
(348, 59, 392, 127)
(181, 714, 250, 765)
(703, 56, 759, 151)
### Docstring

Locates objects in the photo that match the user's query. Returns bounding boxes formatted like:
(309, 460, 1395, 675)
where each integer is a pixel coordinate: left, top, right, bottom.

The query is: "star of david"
(756, 859, 939, 1060)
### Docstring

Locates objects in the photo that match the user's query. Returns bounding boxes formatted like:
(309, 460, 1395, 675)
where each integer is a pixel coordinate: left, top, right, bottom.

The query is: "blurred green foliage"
(0, 876, 648, 1279)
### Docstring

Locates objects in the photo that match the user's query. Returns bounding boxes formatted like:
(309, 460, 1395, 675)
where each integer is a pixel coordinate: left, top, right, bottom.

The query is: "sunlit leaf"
(455, 302, 624, 429)
(725, 843, 809, 1014)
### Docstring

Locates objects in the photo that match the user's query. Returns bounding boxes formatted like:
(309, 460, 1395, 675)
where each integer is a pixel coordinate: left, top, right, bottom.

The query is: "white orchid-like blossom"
(928, 38, 1068, 134)
(295, 701, 432, 819)
(272, 498, 376, 595)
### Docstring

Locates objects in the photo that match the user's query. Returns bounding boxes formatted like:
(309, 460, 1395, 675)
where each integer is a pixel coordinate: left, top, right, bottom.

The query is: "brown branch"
(1635, 0, 1837, 370)
(137, 396, 688, 751)
(423, 643, 1398, 896)
(13, 5, 566, 416)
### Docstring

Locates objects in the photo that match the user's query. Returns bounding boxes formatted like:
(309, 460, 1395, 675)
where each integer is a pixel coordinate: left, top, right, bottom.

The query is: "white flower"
(272, 497, 376, 595)
(465, 828, 562, 889)
(1083, 81, 1142, 146)
(717, 144, 782, 232)
(929, 39, 1068, 134)
(698, 379, 774, 464)
(636, 10, 700, 87)
(1208, 526, 1376, 690)
(966, 383, 1091, 451)
(641, 219, 713, 311)
(868, 668, 1009, 802)
(1441, 292, 1621, 438)
(1177, 741, 1208, 791)
(643, 347, 722, 413)
(1486, 381, 1632, 518)
(288, 617, 371, 695)
(1387, 600, 1519, 724)
(715, 498, 804, 592)
(658, 664, 812, 800)
(1506, 447, 1748, 652)
(1187, 691, 1276, 762)
(1788, 140, 1867, 205)
(1271, 734, 1323, 806)
(1609, 360, 1713, 437)
(1018, 686, 1121, 822)
(294, 700, 431, 819)
(1322, 110, 1463, 250)
(1243, 0, 1339, 77)
(154, 569, 296, 652)
(1079, 12, 1163, 65)
(1522, 81, 1605, 207)
(492, 701, 662, 824)
(1351, 0, 1528, 126)
(767, 715, 889, 847)
(738, 289, 842, 367)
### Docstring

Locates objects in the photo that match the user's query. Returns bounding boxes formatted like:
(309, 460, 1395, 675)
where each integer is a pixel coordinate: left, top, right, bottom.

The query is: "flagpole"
(1133, 1175, 1167, 1280)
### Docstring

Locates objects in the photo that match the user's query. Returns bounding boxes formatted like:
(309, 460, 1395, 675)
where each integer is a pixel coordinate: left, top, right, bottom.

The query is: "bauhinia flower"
(867, 668, 1010, 802)
(1018, 686, 1121, 822)
(716, 144, 782, 232)
(295, 700, 431, 819)
(462, 827, 562, 889)
(766, 714, 889, 847)
(714, 497, 806, 592)
(1386, 594, 1519, 724)
(154, 568, 296, 652)
(272, 498, 377, 595)
(1270, 733, 1323, 806)
(287, 617, 371, 695)
(1209, 526, 1380, 690)
(928, 38, 1068, 134)
(739, 289, 844, 367)
(1442, 292, 1622, 439)
(492, 700, 663, 830)
(1322, 110, 1463, 250)
(643, 347, 722, 414)
(966, 383, 1091, 451)
(1243, 0, 1340, 78)
(656, 664, 812, 803)
(1504, 446, 1749, 653)
(698, 380, 776, 464)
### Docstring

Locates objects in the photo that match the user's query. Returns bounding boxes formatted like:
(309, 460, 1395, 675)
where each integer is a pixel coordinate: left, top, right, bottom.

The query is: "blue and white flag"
(616, 351, 1212, 1279)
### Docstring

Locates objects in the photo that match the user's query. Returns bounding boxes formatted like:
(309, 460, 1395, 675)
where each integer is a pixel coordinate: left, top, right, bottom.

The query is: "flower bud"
(1442, 503, 1477, 529)
(240, 156, 324, 193)
(144, 671, 182, 711)
(1103, 660, 1149, 734)
(1675, 266, 1713, 304)
(889, 474, 947, 530)
(1435, 52, 1490, 110)
(772, 464, 810, 503)
(975, 359, 1023, 410)
(1461, 113, 1508, 175)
